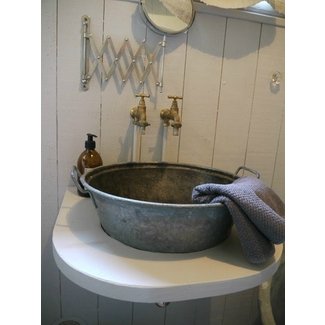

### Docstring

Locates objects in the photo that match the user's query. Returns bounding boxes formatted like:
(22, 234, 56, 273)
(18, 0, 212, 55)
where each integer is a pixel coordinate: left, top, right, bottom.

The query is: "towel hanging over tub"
(192, 176, 285, 265)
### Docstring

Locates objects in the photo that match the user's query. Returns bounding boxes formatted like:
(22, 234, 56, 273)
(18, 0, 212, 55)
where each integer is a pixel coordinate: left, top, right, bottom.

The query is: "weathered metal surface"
(80, 162, 235, 253)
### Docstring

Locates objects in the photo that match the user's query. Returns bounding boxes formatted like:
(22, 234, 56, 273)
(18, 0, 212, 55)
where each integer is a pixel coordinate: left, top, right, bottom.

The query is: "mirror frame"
(138, 0, 196, 35)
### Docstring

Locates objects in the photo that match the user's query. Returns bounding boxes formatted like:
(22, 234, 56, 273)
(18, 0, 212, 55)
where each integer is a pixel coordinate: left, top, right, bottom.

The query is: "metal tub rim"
(79, 161, 236, 208)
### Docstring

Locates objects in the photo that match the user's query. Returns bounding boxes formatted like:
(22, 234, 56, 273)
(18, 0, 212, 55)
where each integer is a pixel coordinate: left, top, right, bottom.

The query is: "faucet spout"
(130, 93, 150, 132)
(160, 96, 182, 136)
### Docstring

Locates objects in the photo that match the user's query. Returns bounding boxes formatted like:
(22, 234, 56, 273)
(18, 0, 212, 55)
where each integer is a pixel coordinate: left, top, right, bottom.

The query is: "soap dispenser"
(77, 133, 103, 175)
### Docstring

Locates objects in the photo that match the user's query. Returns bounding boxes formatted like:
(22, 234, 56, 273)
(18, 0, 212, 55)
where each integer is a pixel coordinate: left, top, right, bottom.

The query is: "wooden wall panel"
(42, 0, 61, 323)
(194, 298, 214, 325)
(98, 296, 133, 325)
(248, 287, 261, 324)
(244, 25, 285, 187)
(57, 1, 104, 324)
(272, 115, 285, 200)
(165, 300, 197, 325)
(61, 274, 98, 324)
(140, 31, 187, 162)
(100, 0, 147, 164)
(212, 18, 261, 173)
(178, 13, 226, 167)
(222, 289, 255, 325)
(57, 0, 104, 203)
(133, 303, 165, 325)
(209, 296, 226, 324)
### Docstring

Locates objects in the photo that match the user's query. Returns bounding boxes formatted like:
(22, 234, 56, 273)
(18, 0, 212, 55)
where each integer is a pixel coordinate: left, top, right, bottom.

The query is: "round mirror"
(139, 0, 195, 35)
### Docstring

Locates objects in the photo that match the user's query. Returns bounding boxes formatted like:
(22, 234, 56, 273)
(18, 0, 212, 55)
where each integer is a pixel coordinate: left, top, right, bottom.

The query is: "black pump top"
(85, 133, 97, 150)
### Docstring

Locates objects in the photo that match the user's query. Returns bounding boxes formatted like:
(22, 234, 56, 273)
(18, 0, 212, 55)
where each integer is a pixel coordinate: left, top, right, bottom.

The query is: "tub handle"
(70, 166, 98, 208)
(234, 166, 260, 179)
(71, 165, 89, 194)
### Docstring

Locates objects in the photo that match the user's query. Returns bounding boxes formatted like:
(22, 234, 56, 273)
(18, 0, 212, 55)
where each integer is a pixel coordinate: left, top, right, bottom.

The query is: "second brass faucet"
(130, 93, 150, 133)
(160, 96, 182, 136)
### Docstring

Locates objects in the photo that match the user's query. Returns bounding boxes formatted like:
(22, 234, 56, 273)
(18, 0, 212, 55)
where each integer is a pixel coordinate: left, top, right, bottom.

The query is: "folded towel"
(192, 176, 285, 264)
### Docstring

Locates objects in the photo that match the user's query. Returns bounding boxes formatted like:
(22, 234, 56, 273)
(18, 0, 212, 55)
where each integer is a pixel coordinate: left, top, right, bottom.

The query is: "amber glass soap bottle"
(77, 133, 103, 196)
(77, 133, 103, 174)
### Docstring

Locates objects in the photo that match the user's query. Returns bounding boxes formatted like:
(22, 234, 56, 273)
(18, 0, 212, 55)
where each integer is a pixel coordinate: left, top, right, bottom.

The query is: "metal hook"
(271, 71, 281, 86)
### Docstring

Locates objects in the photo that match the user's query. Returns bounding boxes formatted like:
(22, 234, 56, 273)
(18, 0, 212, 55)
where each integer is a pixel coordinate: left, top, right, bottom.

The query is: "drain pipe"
(259, 280, 276, 325)
(132, 126, 141, 162)
(161, 126, 168, 161)
(259, 251, 285, 325)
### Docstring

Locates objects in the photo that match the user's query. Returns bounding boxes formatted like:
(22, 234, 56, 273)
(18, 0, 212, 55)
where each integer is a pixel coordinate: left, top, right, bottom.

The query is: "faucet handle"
(168, 95, 183, 100)
(136, 93, 150, 99)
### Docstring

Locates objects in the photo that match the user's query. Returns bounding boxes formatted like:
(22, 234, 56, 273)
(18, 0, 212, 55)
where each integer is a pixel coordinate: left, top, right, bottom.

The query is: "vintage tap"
(160, 95, 182, 136)
(130, 93, 150, 134)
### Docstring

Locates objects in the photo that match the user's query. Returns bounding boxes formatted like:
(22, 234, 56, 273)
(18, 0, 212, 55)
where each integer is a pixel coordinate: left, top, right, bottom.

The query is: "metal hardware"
(271, 71, 281, 86)
(70, 166, 98, 208)
(234, 166, 261, 179)
(71, 166, 88, 194)
(160, 95, 183, 136)
(130, 93, 151, 134)
(80, 16, 165, 91)
(81, 15, 91, 90)
(155, 302, 170, 308)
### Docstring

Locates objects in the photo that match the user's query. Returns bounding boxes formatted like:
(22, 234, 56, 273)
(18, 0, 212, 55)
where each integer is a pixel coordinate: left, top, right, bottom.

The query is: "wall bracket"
(81, 15, 166, 91)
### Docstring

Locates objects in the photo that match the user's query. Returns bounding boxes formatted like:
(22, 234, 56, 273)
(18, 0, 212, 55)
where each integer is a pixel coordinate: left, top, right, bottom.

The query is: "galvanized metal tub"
(77, 162, 237, 253)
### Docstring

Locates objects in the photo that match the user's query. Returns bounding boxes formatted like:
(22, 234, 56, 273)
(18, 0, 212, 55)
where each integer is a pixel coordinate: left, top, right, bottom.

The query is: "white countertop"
(52, 187, 283, 303)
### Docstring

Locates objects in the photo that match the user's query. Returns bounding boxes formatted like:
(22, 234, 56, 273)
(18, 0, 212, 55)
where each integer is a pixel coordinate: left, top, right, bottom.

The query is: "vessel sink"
(75, 162, 236, 253)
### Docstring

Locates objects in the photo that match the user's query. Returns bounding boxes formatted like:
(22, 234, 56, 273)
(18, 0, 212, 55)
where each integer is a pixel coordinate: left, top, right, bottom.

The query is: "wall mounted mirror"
(139, 0, 195, 35)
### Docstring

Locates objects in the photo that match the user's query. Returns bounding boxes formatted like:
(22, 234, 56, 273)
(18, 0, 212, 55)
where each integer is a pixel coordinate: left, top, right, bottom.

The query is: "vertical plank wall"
(42, 0, 61, 324)
(42, 0, 285, 324)
(57, 1, 104, 324)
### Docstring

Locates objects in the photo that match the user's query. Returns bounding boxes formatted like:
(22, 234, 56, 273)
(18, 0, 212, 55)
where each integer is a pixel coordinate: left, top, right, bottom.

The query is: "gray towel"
(192, 176, 285, 265)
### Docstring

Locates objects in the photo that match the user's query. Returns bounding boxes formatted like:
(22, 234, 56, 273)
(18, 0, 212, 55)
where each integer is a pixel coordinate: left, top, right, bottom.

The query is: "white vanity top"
(52, 187, 283, 303)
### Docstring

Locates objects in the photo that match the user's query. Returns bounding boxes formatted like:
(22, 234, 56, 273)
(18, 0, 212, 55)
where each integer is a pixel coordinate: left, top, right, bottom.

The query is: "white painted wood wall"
(42, 0, 284, 324)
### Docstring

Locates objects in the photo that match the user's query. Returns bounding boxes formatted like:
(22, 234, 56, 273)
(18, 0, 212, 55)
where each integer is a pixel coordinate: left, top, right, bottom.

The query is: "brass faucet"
(130, 93, 150, 133)
(160, 96, 182, 136)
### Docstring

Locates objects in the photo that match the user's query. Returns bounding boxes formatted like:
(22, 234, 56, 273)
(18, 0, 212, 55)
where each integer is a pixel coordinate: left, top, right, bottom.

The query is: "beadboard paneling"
(43, 1, 285, 324)
(209, 296, 226, 324)
(178, 13, 227, 166)
(57, 0, 104, 203)
(98, 296, 133, 325)
(244, 24, 285, 187)
(57, 1, 104, 323)
(222, 289, 255, 325)
(100, 0, 147, 164)
(133, 303, 165, 325)
(41, 0, 61, 324)
(272, 114, 285, 200)
(140, 31, 188, 162)
(61, 273, 98, 324)
(212, 18, 261, 173)
(165, 300, 197, 325)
